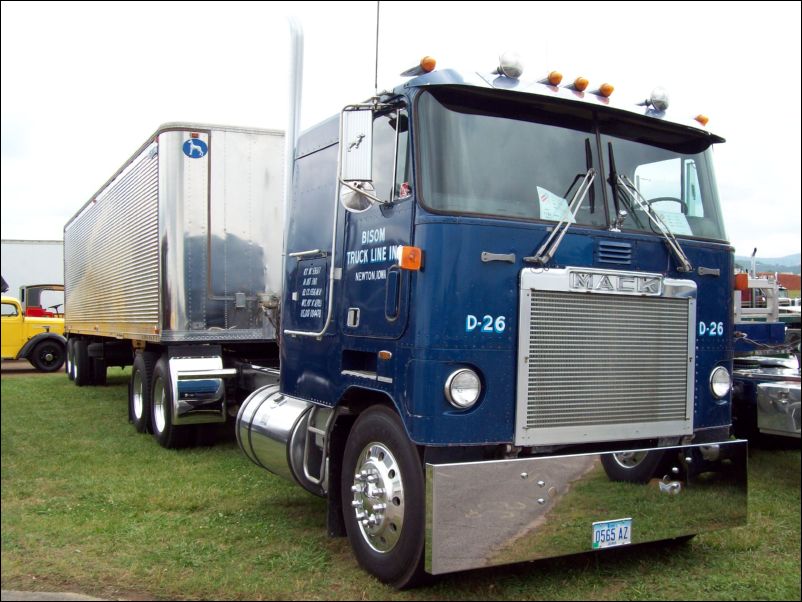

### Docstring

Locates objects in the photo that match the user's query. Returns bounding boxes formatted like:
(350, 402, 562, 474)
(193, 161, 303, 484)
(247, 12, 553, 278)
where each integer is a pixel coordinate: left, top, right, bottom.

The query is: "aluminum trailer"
(64, 123, 284, 440)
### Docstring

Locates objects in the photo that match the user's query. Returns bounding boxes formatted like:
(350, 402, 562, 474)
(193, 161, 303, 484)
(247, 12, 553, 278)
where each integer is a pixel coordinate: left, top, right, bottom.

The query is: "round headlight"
(710, 366, 731, 399)
(445, 369, 481, 409)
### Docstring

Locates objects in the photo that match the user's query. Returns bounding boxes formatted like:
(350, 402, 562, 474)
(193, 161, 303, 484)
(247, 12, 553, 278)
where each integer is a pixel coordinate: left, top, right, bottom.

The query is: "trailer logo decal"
(183, 139, 208, 159)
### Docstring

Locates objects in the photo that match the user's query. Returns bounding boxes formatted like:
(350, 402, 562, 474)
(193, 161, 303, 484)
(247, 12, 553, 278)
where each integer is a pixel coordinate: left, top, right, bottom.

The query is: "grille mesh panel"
(526, 291, 689, 429)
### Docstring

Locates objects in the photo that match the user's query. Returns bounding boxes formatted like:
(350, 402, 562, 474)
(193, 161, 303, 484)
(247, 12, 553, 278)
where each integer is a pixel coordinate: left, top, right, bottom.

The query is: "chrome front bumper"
(425, 440, 747, 575)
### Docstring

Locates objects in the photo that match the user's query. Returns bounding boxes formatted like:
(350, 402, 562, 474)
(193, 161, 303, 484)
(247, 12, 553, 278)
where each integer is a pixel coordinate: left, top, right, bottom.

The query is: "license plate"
(592, 518, 632, 549)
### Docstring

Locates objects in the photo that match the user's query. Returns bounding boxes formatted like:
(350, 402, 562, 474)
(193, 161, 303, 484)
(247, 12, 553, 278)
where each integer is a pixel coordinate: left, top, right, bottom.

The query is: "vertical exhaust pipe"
(282, 18, 304, 302)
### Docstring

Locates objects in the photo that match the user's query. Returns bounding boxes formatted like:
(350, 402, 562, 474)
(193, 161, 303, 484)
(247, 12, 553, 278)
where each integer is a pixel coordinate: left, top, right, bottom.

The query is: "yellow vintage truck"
(1, 295, 66, 372)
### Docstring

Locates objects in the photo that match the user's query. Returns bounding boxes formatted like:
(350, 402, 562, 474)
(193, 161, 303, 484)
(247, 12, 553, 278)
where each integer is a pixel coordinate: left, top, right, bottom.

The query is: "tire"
(74, 340, 95, 386)
(92, 358, 107, 386)
(341, 405, 425, 589)
(29, 340, 65, 372)
(129, 352, 157, 433)
(601, 449, 666, 483)
(150, 355, 193, 449)
(66, 338, 75, 380)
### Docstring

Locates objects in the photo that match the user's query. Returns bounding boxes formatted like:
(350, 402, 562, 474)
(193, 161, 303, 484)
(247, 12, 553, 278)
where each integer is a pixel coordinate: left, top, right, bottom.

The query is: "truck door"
(1, 300, 23, 358)
(340, 108, 413, 340)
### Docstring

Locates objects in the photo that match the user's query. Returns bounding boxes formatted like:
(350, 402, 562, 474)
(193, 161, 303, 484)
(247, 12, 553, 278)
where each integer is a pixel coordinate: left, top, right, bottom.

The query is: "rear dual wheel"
(150, 355, 193, 449)
(129, 351, 158, 433)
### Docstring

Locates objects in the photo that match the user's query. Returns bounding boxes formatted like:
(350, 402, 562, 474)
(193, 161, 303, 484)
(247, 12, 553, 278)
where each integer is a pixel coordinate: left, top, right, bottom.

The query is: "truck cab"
(1, 295, 66, 371)
(238, 59, 747, 586)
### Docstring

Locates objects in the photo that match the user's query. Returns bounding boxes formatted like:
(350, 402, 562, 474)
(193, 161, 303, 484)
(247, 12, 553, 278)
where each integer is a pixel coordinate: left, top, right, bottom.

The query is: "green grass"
(2, 369, 800, 600)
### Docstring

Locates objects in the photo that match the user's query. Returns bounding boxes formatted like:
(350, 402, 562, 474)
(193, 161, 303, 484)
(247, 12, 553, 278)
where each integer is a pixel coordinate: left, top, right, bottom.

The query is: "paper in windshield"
(654, 210, 692, 236)
(537, 187, 575, 223)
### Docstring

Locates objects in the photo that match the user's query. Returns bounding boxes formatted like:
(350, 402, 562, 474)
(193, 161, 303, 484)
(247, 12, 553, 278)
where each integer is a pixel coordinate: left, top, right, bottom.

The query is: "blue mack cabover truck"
(240, 53, 746, 585)
(65, 45, 747, 586)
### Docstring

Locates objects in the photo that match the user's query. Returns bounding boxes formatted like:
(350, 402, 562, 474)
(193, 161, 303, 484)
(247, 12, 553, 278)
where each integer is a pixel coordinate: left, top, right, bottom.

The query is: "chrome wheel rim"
(153, 377, 166, 433)
(132, 370, 144, 420)
(612, 451, 647, 469)
(350, 442, 404, 553)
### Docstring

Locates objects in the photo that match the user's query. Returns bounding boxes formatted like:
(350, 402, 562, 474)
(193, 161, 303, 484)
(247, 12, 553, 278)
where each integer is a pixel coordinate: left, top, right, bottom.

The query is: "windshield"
(417, 87, 606, 227)
(601, 113, 727, 241)
(416, 87, 727, 242)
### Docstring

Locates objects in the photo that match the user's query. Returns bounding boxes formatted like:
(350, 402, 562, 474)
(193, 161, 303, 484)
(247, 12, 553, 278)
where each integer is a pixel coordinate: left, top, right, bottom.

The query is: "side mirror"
(340, 107, 374, 183)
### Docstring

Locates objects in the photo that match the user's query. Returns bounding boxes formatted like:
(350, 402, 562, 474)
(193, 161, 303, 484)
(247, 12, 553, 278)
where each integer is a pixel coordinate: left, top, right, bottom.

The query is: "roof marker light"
(496, 51, 523, 78)
(539, 70, 563, 86)
(597, 82, 615, 97)
(568, 76, 589, 92)
(695, 114, 710, 126)
(400, 56, 437, 77)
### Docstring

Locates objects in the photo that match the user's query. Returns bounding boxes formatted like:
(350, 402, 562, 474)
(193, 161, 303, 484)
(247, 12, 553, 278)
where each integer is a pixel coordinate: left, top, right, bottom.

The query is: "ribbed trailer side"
(64, 140, 160, 340)
(64, 123, 285, 344)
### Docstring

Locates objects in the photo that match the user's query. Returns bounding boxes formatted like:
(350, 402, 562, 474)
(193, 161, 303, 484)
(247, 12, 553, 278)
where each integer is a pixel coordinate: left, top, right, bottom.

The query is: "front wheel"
(30, 340, 65, 372)
(601, 449, 666, 483)
(341, 406, 425, 589)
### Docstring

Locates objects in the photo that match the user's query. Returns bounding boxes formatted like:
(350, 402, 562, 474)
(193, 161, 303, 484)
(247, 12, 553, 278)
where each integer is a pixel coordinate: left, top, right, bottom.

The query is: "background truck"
(64, 34, 747, 587)
(732, 270, 800, 439)
(1, 294, 66, 371)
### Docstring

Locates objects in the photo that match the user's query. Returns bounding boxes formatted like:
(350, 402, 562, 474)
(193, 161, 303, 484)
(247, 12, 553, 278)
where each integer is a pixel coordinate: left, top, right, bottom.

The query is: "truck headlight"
(710, 366, 731, 399)
(445, 368, 481, 409)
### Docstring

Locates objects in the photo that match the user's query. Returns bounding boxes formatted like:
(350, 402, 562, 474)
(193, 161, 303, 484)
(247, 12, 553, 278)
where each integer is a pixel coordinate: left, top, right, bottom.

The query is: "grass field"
(1, 368, 800, 600)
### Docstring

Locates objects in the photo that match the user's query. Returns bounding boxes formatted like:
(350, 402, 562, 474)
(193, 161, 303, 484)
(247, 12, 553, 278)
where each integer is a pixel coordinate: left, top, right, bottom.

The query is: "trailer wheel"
(341, 406, 425, 589)
(30, 340, 65, 372)
(600, 449, 666, 483)
(150, 356, 192, 449)
(129, 352, 157, 433)
(73, 339, 94, 386)
(65, 338, 75, 380)
(91, 358, 107, 386)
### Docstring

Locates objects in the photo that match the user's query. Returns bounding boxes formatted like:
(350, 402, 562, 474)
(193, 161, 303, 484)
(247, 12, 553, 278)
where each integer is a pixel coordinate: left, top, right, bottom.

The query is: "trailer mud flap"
(425, 440, 747, 575)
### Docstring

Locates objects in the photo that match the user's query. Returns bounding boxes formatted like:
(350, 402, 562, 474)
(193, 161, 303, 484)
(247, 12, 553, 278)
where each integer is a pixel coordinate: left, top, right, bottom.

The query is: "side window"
(684, 159, 704, 217)
(2, 303, 19, 317)
(372, 109, 410, 202)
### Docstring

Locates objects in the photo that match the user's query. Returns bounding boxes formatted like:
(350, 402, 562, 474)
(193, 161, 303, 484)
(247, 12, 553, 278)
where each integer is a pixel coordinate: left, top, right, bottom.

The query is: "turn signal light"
(398, 246, 423, 271)
(695, 114, 710, 126)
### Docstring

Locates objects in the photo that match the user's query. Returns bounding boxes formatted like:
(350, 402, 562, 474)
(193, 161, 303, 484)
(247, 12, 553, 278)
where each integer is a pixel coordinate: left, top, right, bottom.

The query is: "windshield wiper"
(525, 168, 596, 266)
(607, 142, 644, 230)
(616, 174, 693, 273)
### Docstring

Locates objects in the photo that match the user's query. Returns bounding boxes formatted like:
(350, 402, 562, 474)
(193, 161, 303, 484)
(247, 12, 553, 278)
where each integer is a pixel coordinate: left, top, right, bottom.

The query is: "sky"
(1, 0, 800, 258)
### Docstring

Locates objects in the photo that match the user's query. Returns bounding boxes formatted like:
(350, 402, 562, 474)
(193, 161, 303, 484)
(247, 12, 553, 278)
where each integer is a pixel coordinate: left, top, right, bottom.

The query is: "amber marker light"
(548, 70, 563, 85)
(420, 56, 436, 73)
(400, 56, 437, 77)
(695, 114, 710, 126)
(599, 82, 615, 97)
(398, 246, 423, 271)
(573, 76, 589, 92)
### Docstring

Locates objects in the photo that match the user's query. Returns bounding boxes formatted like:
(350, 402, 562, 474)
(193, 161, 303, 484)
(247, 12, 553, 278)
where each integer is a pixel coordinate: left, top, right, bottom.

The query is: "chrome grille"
(515, 269, 695, 446)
